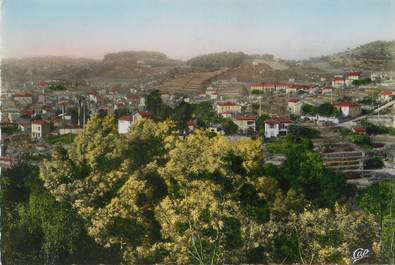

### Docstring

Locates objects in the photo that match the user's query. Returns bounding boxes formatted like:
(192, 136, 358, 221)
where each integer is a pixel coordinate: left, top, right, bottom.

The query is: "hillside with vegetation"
(329, 41, 395, 70)
(187, 51, 249, 70)
(304, 41, 395, 71)
(2, 51, 185, 82)
(2, 56, 97, 82)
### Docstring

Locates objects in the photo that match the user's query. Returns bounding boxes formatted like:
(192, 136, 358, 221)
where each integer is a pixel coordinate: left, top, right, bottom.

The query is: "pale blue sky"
(3, 0, 395, 60)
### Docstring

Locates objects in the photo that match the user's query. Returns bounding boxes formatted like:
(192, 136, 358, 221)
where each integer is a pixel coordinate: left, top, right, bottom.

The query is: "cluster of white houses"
(214, 100, 296, 138)
(250, 72, 362, 94)
(334, 101, 362, 117)
(215, 101, 257, 133)
(250, 82, 318, 94)
(331, 71, 361, 88)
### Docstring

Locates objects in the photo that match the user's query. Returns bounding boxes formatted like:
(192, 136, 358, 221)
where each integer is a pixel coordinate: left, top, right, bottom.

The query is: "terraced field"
(158, 69, 228, 94)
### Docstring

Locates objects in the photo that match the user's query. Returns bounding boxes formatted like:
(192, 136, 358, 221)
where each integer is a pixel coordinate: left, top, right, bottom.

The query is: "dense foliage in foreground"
(2, 116, 393, 264)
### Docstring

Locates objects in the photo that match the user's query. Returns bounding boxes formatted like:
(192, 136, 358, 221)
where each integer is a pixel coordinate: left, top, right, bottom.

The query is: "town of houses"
(2, 67, 395, 183)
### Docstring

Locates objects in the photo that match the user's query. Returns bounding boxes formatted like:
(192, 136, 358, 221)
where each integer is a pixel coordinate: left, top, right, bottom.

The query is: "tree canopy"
(36, 116, 381, 264)
(187, 52, 249, 70)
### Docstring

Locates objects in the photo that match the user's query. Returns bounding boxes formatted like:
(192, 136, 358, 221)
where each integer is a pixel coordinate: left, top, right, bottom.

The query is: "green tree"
(172, 101, 193, 131)
(289, 204, 379, 265)
(41, 117, 178, 263)
(357, 182, 395, 263)
(1, 163, 114, 265)
(146, 90, 164, 119)
(301, 104, 317, 115)
(191, 101, 220, 128)
(365, 157, 384, 169)
(317, 102, 335, 117)
(221, 118, 239, 135)
(256, 114, 271, 136)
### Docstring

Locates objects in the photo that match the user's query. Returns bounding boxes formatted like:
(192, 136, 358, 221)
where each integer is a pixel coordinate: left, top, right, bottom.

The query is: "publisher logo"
(352, 248, 369, 264)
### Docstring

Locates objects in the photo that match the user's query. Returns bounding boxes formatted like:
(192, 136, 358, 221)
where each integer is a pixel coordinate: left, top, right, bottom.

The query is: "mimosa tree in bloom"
(41, 115, 380, 264)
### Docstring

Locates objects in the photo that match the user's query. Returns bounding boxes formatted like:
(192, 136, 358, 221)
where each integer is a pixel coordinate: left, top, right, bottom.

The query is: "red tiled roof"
(125, 95, 139, 100)
(37, 81, 49, 88)
(333, 77, 344, 82)
(265, 117, 293, 125)
(21, 110, 35, 116)
(379, 91, 393, 96)
(0, 156, 12, 162)
(234, 114, 257, 121)
(137, 111, 152, 118)
(217, 101, 238, 106)
(118, 115, 134, 121)
(288, 98, 300, 103)
(335, 101, 361, 108)
(32, 120, 49, 125)
(14, 92, 32, 97)
(352, 127, 366, 133)
(347, 71, 360, 76)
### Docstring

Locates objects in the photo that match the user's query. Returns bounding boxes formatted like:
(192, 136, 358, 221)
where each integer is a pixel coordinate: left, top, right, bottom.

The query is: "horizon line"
(3, 39, 395, 62)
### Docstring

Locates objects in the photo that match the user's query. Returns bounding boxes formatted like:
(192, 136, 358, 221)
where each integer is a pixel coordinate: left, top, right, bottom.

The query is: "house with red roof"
(264, 117, 293, 138)
(332, 77, 345, 88)
(37, 81, 49, 89)
(250, 83, 276, 93)
(87, 92, 100, 103)
(118, 111, 152, 134)
(31, 120, 50, 139)
(0, 156, 13, 168)
(215, 101, 242, 114)
(232, 114, 257, 133)
(14, 92, 33, 105)
(17, 121, 31, 132)
(124, 95, 140, 106)
(346, 71, 360, 81)
(118, 115, 134, 134)
(134, 111, 152, 120)
(334, 101, 361, 117)
(21, 109, 35, 118)
(321, 87, 333, 95)
(114, 101, 126, 110)
(287, 98, 303, 115)
(378, 91, 394, 102)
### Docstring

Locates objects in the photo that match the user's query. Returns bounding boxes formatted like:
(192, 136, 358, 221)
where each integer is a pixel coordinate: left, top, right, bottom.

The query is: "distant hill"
(304, 41, 395, 71)
(187, 52, 249, 70)
(328, 40, 395, 70)
(104, 51, 167, 62)
(2, 52, 184, 82)
(3, 41, 394, 82)
(102, 50, 181, 66)
(2, 56, 97, 81)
